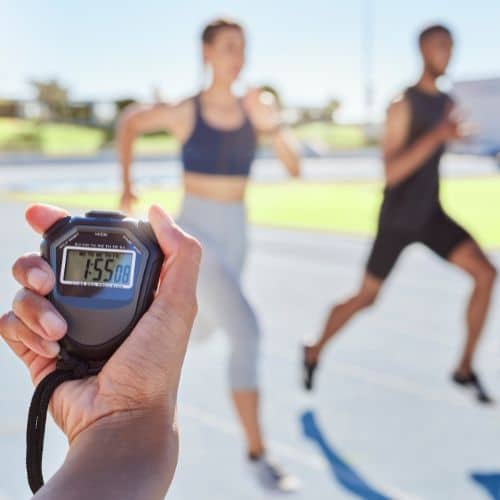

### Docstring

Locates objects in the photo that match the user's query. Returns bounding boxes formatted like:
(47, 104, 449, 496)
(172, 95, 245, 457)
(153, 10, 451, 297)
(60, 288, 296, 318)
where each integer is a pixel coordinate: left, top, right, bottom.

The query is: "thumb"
(442, 100, 455, 120)
(243, 87, 260, 111)
(147, 204, 201, 324)
(245, 86, 260, 98)
(102, 205, 201, 398)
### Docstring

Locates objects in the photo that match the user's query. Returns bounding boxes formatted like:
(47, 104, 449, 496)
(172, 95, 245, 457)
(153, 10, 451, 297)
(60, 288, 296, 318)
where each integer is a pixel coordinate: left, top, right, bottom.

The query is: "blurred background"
(2, 1, 500, 153)
(1, 1, 499, 499)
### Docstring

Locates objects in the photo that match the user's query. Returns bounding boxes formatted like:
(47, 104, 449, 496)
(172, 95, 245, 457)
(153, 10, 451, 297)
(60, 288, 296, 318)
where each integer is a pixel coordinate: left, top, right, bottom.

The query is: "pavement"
(0, 153, 498, 194)
(1, 194, 499, 499)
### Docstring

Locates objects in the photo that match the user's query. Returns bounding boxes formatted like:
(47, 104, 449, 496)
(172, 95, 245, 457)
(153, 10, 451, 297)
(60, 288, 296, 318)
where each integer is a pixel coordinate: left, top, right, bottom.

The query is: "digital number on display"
(60, 247, 136, 288)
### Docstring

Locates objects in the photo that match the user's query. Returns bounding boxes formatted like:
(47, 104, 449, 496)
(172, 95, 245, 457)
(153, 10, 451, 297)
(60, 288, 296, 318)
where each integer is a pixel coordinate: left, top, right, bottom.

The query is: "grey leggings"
(177, 194, 260, 390)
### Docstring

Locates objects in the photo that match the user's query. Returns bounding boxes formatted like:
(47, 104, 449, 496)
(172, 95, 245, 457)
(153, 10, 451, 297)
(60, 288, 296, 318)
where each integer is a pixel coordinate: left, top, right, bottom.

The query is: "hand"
(243, 87, 282, 134)
(435, 102, 465, 142)
(120, 189, 138, 214)
(0, 203, 201, 445)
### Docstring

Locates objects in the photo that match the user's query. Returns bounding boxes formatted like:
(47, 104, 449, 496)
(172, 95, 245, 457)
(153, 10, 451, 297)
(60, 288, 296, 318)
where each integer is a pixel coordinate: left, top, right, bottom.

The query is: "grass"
(134, 134, 180, 155)
(0, 118, 105, 155)
(39, 123, 105, 155)
(0, 118, 180, 155)
(0, 118, 366, 155)
(5, 176, 500, 249)
(293, 122, 366, 149)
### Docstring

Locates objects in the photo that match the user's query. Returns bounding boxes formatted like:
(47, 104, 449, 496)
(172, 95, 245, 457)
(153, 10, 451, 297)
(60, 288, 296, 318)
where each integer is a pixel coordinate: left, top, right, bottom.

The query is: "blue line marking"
(301, 410, 391, 500)
(471, 472, 500, 499)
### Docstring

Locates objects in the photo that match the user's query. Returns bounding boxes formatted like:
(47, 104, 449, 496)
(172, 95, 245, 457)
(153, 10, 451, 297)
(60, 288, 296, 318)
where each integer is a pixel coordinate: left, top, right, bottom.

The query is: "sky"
(1, 0, 500, 122)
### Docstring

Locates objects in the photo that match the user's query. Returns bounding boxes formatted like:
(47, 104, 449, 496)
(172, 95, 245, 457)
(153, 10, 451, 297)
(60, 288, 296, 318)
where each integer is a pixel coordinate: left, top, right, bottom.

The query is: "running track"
(0, 200, 499, 499)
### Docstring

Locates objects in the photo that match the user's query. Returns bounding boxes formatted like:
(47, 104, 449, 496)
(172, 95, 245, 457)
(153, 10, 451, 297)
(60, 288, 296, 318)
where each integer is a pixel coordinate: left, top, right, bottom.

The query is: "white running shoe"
(249, 455, 300, 493)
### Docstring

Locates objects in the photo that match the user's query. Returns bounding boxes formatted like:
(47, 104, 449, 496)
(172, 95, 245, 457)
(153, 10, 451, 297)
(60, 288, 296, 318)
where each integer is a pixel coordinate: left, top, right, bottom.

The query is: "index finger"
(25, 204, 70, 235)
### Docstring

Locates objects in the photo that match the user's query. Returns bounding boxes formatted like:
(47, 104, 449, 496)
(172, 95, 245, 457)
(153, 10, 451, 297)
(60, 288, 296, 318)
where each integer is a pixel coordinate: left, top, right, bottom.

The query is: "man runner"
(303, 25, 497, 403)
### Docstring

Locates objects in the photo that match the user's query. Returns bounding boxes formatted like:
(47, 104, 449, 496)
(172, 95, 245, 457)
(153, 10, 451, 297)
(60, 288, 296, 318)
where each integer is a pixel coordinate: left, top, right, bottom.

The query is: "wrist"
(431, 124, 446, 144)
(69, 404, 176, 447)
(45, 407, 177, 500)
(82, 403, 174, 430)
(262, 123, 283, 136)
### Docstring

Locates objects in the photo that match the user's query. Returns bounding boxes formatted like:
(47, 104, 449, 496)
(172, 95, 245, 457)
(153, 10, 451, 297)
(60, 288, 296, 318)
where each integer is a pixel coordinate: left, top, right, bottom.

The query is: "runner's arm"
(383, 98, 448, 187)
(33, 409, 176, 500)
(243, 88, 301, 177)
(116, 101, 192, 194)
(269, 128, 301, 177)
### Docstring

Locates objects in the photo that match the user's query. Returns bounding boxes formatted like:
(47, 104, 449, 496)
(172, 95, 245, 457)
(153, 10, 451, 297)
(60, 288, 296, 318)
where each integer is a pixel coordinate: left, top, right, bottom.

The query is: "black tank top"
(379, 86, 452, 231)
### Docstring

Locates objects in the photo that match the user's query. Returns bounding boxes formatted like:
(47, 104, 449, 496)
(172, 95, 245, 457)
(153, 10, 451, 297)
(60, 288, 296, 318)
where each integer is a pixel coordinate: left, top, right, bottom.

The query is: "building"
(452, 77, 500, 159)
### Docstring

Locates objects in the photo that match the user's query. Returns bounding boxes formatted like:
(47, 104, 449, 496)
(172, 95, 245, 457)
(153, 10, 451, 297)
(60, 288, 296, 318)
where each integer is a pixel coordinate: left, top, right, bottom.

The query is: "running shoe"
(302, 344, 318, 391)
(452, 371, 494, 404)
(249, 455, 300, 493)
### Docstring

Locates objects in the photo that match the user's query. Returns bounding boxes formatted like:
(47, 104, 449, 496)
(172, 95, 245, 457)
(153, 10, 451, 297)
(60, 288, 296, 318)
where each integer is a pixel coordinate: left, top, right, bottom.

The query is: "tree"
(30, 79, 70, 120)
(322, 99, 341, 123)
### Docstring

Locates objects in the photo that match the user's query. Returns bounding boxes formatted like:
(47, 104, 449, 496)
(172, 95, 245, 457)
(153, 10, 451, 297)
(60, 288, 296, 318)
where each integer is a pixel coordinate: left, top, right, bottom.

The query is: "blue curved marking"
(301, 410, 391, 500)
(471, 472, 500, 499)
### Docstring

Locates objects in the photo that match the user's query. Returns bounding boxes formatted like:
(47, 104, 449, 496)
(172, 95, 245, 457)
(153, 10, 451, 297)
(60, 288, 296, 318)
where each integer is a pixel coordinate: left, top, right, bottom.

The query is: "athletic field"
(0, 118, 364, 156)
(0, 156, 499, 499)
(6, 175, 500, 248)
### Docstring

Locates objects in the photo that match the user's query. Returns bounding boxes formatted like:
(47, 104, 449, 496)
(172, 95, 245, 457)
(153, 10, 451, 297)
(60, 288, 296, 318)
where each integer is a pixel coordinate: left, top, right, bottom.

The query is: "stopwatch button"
(85, 211, 126, 219)
(138, 221, 156, 240)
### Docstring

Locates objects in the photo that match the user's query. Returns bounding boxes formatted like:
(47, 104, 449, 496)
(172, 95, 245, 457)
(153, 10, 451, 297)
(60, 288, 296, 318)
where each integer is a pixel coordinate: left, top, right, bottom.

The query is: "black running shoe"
(302, 345, 317, 391)
(452, 371, 494, 405)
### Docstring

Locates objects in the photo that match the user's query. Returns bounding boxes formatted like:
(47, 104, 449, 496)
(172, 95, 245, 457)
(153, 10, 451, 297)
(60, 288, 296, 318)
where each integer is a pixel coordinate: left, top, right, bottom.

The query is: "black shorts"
(366, 209, 471, 280)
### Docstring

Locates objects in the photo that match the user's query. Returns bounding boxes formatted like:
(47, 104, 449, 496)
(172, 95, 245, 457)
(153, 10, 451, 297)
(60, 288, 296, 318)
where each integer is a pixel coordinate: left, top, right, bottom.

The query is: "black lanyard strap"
(26, 353, 103, 494)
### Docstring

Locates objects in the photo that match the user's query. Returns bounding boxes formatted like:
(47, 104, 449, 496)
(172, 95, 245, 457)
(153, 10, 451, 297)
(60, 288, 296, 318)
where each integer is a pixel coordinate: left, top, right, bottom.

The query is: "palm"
(21, 349, 111, 442)
(46, 302, 190, 442)
(50, 378, 107, 442)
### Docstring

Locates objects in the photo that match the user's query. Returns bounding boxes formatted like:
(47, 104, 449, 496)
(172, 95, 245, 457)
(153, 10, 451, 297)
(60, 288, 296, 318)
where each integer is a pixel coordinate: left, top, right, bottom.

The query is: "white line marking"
(180, 403, 423, 500)
(180, 403, 326, 471)
(264, 345, 499, 411)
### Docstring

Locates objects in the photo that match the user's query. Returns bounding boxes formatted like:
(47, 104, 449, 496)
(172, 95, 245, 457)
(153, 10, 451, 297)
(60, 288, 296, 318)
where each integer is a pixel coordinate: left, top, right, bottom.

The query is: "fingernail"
(27, 268, 49, 290)
(40, 311, 67, 338)
(44, 340, 60, 357)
